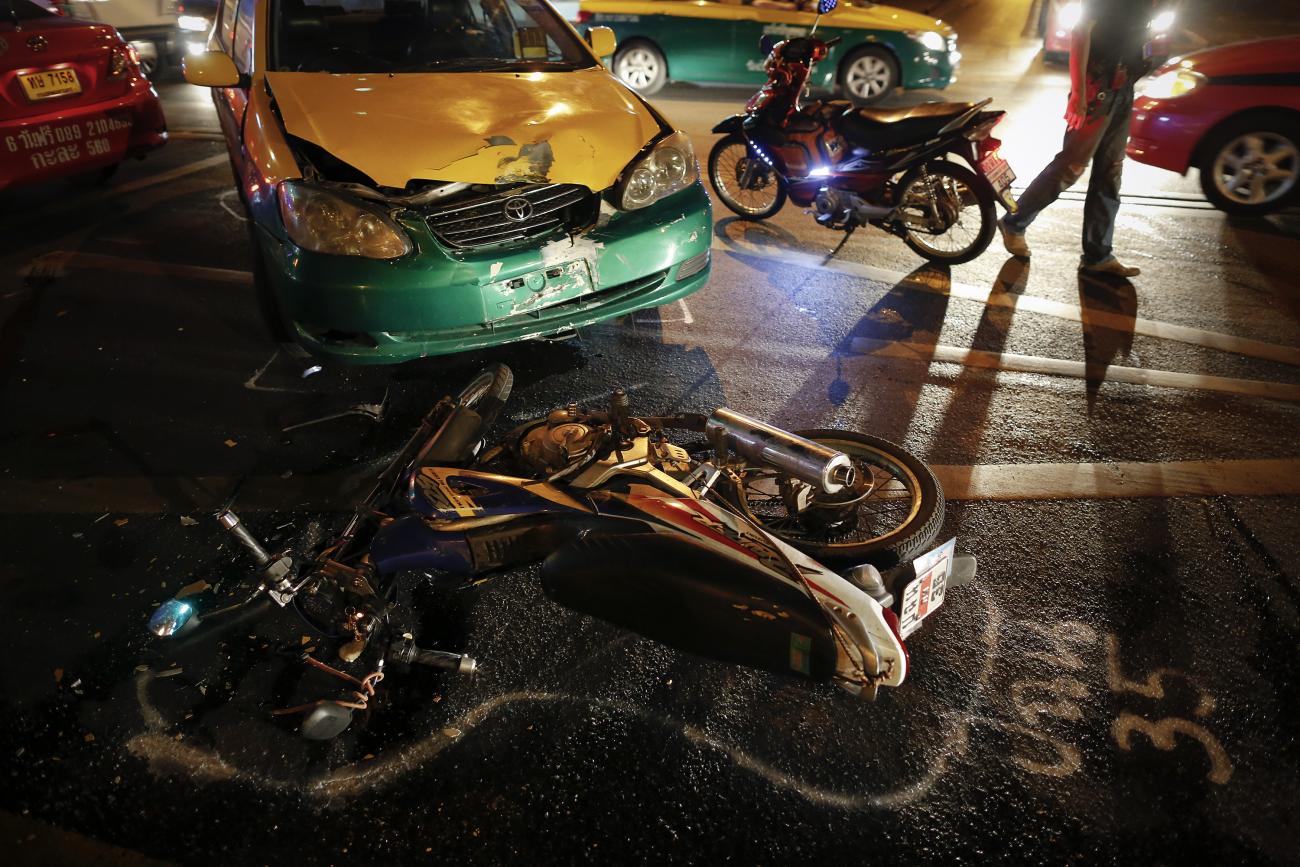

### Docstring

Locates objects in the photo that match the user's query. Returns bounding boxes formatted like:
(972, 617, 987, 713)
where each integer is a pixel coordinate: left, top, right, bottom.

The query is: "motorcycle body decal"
(410, 468, 590, 521)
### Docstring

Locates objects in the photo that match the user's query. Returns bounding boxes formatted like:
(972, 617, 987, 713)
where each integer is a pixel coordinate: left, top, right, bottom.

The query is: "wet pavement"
(2, 31, 1300, 867)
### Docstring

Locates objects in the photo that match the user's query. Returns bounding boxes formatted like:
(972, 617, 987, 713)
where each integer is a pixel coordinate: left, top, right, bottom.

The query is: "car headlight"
(177, 14, 210, 33)
(277, 182, 413, 259)
(1138, 67, 1205, 99)
(617, 130, 698, 211)
(905, 30, 947, 52)
(1058, 2, 1083, 30)
(1149, 9, 1175, 32)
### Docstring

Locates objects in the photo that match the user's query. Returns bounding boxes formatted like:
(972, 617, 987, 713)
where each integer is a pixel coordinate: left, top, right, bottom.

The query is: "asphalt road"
(1, 44, 1299, 866)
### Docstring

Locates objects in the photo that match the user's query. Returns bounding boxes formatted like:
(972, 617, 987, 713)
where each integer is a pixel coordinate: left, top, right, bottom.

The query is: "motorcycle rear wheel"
(895, 160, 996, 266)
(732, 430, 944, 568)
(709, 134, 787, 220)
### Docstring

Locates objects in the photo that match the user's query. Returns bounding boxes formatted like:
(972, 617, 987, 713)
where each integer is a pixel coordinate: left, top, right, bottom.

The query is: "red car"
(1129, 35, 1300, 215)
(1, 0, 166, 192)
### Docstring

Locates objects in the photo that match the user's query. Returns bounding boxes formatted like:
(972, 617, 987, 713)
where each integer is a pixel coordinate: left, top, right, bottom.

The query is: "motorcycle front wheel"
(732, 430, 944, 568)
(708, 134, 787, 221)
(894, 159, 996, 266)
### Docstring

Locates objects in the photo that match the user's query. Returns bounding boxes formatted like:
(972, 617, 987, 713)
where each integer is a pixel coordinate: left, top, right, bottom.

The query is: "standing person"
(999, 0, 1158, 276)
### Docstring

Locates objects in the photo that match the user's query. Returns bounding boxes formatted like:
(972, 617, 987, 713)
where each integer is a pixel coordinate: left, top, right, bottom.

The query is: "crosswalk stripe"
(716, 242, 1300, 367)
(851, 337, 1300, 401)
(3, 458, 1298, 516)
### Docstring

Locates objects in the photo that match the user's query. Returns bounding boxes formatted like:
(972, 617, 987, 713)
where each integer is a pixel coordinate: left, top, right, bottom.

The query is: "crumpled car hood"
(265, 66, 664, 191)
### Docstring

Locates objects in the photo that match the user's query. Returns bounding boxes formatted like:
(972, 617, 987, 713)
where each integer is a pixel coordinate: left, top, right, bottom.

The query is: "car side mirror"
(586, 26, 617, 59)
(183, 50, 243, 88)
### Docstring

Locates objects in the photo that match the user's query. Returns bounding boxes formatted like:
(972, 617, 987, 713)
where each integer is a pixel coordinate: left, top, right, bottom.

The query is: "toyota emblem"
(503, 197, 533, 223)
(27, 35, 49, 52)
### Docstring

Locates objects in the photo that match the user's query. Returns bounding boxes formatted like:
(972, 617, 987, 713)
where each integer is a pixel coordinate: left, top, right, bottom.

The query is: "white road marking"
(218, 189, 249, 223)
(20, 250, 252, 285)
(6, 458, 1299, 514)
(166, 129, 226, 142)
(716, 242, 1300, 367)
(108, 154, 228, 196)
(851, 337, 1300, 402)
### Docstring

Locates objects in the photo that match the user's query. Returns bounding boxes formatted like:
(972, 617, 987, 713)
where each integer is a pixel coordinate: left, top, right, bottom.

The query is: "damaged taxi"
(185, 0, 712, 363)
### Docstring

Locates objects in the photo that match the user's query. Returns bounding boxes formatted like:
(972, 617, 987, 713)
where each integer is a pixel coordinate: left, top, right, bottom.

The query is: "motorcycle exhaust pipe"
(706, 408, 855, 493)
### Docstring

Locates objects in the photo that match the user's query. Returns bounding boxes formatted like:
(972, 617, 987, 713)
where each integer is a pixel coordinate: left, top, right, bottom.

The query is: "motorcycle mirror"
(817, 0, 838, 13)
(759, 34, 777, 57)
(148, 599, 200, 638)
(301, 703, 353, 740)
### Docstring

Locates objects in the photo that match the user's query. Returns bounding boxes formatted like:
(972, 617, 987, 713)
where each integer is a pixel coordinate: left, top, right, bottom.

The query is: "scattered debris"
(442, 727, 462, 739)
(180, 515, 199, 527)
(224, 439, 238, 448)
(84, 733, 95, 743)
(53, 668, 64, 683)
(176, 580, 211, 598)
(93, 513, 110, 524)
(156, 668, 184, 679)
(114, 518, 129, 527)
(302, 365, 323, 378)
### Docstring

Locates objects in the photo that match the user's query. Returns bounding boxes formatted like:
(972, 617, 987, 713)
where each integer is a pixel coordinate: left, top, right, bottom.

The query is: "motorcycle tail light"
(978, 136, 1003, 162)
(881, 607, 911, 671)
(964, 112, 1004, 142)
(576, 11, 593, 23)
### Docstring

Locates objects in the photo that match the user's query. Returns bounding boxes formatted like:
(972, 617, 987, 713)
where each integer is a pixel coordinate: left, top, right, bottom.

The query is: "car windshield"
(272, 0, 595, 73)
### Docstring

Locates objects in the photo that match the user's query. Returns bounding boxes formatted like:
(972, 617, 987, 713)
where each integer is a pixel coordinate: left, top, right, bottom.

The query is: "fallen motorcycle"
(708, 0, 1017, 265)
(149, 364, 975, 739)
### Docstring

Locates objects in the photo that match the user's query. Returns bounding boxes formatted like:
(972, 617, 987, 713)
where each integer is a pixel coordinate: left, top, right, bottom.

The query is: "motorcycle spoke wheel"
(895, 160, 996, 265)
(709, 136, 785, 219)
(733, 430, 944, 567)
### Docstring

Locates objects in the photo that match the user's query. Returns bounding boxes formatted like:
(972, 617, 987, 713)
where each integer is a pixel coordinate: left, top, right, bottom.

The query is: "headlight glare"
(278, 182, 412, 259)
(1139, 68, 1205, 99)
(906, 30, 947, 52)
(177, 15, 210, 33)
(617, 130, 698, 211)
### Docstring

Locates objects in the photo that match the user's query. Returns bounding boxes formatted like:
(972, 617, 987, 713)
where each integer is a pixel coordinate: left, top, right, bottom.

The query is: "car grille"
(425, 184, 595, 249)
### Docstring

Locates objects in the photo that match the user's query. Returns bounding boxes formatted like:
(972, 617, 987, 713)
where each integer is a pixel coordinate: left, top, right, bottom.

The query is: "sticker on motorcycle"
(898, 537, 956, 639)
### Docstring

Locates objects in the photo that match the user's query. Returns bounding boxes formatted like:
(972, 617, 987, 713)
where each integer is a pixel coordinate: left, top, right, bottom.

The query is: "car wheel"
(839, 46, 898, 105)
(613, 41, 667, 95)
(1198, 115, 1300, 216)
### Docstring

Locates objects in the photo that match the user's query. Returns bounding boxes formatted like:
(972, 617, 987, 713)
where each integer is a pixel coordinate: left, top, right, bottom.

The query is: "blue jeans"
(1004, 81, 1134, 265)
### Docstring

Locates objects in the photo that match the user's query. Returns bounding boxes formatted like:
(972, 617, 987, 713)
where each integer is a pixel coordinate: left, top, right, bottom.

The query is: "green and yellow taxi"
(182, 0, 711, 364)
(580, 0, 958, 103)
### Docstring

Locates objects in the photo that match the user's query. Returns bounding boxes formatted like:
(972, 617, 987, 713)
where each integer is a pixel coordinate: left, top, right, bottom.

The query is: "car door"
(648, 0, 742, 84)
(730, 0, 818, 84)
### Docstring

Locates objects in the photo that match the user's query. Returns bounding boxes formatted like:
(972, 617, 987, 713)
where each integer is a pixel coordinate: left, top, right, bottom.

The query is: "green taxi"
(579, 0, 958, 103)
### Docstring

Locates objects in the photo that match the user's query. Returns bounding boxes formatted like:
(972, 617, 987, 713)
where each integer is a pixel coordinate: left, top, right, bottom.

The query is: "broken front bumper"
(256, 183, 712, 364)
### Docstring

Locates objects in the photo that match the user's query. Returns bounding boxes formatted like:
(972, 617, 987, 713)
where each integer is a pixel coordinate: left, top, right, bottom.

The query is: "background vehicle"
(148, 365, 970, 739)
(1129, 34, 1300, 215)
(1, 0, 167, 190)
(32, 0, 178, 77)
(709, 13, 1015, 266)
(186, 0, 712, 364)
(175, 0, 216, 60)
(579, 0, 958, 104)
(1042, 1, 1176, 66)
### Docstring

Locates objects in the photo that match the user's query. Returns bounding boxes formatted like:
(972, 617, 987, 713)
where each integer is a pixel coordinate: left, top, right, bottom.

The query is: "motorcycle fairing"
(542, 532, 841, 682)
(410, 467, 592, 520)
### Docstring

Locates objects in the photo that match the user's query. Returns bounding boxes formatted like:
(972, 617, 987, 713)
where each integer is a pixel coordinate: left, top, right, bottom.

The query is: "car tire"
(839, 46, 898, 105)
(1197, 114, 1300, 216)
(613, 40, 667, 95)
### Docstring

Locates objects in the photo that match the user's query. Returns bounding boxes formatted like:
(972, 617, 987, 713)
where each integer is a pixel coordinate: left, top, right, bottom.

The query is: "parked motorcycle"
(148, 364, 974, 739)
(708, 0, 1017, 265)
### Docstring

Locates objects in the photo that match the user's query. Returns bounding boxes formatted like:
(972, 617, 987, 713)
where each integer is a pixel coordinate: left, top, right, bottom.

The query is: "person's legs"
(1003, 114, 1108, 235)
(1080, 82, 1135, 266)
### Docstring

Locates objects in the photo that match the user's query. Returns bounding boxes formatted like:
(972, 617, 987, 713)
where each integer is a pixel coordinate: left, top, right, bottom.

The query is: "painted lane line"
(850, 337, 1300, 402)
(5, 458, 1299, 514)
(108, 153, 229, 196)
(931, 459, 1300, 501)
(166, 129, 226, 142)
(715, 242, 1300, 367)
(20, 250, 252, 285)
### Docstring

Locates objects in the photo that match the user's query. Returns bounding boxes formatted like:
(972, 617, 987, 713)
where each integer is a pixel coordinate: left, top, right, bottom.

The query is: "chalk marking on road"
(21, 249, 253, 286)
(7, 458, 1300, 515)
(218, 189, 249, 223)
(129, 590, 1005, 809)
(852, 337, 1300, 401)
(716, 242, 1300, 367)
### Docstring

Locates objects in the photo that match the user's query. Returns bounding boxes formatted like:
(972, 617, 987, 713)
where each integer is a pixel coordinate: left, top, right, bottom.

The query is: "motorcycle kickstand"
(824, 224, 855, 263)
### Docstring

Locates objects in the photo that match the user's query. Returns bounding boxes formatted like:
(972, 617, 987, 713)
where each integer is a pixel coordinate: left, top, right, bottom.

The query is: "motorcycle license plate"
(981, 154, 1018, 213)
(19, 68, 82, 102)
(897, 537, 956, 639)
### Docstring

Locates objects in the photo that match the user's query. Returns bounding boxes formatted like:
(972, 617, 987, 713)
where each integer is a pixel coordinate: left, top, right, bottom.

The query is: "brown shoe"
(998, 218, 1030, 258)
(1080, 257, 1140, 278)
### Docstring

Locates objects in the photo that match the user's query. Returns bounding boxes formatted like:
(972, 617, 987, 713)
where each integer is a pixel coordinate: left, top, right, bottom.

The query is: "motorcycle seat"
(785, 113, 822, 133)
(834, 101, 977, 150)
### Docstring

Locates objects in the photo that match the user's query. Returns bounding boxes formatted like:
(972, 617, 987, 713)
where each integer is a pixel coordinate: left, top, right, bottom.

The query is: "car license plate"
(484, 259, 593, 322)
(19, 68, 82, 102)
(897, 537, 956, 639)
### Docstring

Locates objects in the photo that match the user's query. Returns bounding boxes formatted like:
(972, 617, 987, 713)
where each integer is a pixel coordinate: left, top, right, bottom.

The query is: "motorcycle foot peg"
(301, 704, 354, 741)
(390, 638, 477, 676)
